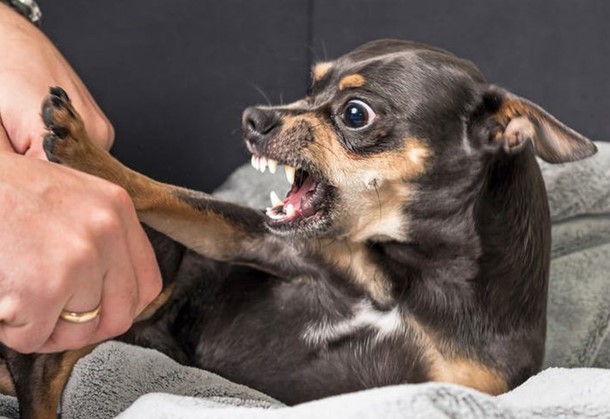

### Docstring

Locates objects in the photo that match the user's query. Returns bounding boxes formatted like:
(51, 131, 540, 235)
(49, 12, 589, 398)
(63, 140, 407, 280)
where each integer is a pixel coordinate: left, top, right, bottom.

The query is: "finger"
(127, 226, 162, 315)
(0, 284, 60, 353)
(89, 216, 141, 343)
(60, 65, 115, 150)
(116, 196, 162, 315)
(0, 77, 52, 157)
(81, 214, 139, 343)
(90, 264, 138, 343)
(4, 80, 111, 159)
(0, 122, 16, 153)
(38, 276, 104, 353)
(0, 309, 57, 354)
(0, 323, 53, 353)
(39, 312, 101, 354)
(0, 296, 51, 353)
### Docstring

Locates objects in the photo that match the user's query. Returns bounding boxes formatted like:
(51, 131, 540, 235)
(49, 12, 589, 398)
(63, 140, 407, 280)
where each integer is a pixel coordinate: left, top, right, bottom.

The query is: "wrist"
(0, 0, 41, 27)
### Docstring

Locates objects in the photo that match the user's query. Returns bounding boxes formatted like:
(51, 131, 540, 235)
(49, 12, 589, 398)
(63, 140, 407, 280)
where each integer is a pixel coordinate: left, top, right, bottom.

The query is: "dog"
(0, 39, 597, 418)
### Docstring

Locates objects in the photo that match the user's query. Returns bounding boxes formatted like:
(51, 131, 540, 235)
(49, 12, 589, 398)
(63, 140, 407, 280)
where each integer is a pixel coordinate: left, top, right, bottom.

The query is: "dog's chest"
(190, 274, 429, 403)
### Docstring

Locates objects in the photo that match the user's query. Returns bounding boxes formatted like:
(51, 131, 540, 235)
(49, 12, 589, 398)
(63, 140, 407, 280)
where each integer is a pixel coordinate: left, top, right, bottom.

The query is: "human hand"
(0, 2, 114, 158)
(0, 4, 162, 353)
(0, 151, 163, 353)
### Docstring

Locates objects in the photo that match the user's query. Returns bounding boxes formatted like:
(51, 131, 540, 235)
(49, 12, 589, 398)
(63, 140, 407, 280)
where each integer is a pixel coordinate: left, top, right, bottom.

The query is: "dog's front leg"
(40, 87, 301, 276)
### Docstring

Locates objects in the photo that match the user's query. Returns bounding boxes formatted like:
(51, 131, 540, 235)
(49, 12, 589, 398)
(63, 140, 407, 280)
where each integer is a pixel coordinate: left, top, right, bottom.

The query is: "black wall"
(39, 0, 610, 191)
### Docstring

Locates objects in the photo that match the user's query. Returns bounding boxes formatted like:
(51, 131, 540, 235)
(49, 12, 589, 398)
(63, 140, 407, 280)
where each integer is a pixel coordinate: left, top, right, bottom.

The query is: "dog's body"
(0, 39, 597, 418)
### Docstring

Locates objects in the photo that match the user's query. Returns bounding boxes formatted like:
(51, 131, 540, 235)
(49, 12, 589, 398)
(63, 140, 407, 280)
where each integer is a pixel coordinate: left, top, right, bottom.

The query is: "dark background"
(38, 0, 610, 191)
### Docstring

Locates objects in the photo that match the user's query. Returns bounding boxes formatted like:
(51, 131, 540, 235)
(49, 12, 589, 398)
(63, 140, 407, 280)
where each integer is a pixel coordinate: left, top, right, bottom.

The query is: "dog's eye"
(342, 100, 376, 129)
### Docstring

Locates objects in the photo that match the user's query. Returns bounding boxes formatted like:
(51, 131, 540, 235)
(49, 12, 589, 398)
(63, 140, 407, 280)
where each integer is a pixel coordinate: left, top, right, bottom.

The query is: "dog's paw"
(42, 87, 89, 164)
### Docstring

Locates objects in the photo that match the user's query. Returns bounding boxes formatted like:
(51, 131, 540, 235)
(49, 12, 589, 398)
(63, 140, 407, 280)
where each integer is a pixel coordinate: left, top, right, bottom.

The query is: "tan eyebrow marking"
(338, 74, 366, 91)
(312, 61, 333, 81)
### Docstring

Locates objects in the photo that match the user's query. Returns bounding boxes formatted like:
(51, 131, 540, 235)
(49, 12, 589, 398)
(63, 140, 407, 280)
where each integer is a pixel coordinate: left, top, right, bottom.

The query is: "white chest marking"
(302, 301, 404, 346)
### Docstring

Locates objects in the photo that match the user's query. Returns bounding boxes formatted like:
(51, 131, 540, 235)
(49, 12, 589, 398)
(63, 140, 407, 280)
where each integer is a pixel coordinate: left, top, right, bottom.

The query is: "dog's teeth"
(285, 203, 296, 218)
(251, 155, 260, 170)
(270, 191, 282, 207)
(266, 208, 284, 220)
(285, 165, 296, 184)
(259, 157, 267, 173)
(268, 159, 277, 174)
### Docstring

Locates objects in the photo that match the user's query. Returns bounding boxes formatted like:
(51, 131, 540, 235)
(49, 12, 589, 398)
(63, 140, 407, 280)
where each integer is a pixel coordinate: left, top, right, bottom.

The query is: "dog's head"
(242, 39, 597, 240)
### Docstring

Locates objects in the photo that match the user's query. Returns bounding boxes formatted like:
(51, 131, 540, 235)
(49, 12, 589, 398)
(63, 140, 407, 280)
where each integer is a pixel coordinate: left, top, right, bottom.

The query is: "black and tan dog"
(0, 39, 598, 418)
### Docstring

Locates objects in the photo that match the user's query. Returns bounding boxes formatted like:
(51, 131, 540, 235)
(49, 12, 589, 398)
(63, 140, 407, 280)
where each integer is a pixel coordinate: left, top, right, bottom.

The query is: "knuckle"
(69, 236, 98, 264)
(94, 117, 115, 149)
(42, 276, 67, 302)
(0, 297, 20, 325)
(89, 206, 122, 237)
(107, 184, 132, 208)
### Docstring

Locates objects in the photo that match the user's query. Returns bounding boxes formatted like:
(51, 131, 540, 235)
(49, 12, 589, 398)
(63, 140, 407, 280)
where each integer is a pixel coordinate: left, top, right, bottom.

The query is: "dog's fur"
(0, 39, 597, 418)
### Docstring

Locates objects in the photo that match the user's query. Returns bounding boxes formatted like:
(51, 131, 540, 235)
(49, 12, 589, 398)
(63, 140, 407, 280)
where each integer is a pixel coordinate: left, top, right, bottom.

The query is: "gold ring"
(60, 305, 101, 324)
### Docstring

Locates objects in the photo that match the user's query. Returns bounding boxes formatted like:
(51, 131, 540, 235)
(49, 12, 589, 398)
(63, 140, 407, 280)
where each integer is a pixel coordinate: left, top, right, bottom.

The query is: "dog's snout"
(242, 107, 280, 146)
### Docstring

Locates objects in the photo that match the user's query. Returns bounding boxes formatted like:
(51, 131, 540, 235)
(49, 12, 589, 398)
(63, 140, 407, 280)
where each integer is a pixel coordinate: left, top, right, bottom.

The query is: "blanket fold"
(118, 367, 610, 418)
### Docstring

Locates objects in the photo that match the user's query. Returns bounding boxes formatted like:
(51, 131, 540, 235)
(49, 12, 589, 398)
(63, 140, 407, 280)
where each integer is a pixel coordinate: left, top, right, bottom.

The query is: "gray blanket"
(1, 143, 609, 418)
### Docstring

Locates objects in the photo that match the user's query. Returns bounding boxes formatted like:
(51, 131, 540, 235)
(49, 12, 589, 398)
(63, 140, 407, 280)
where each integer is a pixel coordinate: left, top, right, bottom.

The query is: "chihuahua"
(0, 39, 597, 418)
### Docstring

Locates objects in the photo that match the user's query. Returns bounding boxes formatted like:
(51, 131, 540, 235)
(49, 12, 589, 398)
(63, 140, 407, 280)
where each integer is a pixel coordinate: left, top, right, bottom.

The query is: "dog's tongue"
(285, 175, 317, 218)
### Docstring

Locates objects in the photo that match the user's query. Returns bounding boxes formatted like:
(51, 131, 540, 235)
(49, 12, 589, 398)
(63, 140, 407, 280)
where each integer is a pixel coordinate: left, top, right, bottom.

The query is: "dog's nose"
(242, 107, 280, 146)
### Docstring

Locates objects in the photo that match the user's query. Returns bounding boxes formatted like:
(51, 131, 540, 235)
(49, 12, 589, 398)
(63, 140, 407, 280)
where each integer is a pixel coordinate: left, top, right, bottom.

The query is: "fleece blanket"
(1, 142, 609, 418)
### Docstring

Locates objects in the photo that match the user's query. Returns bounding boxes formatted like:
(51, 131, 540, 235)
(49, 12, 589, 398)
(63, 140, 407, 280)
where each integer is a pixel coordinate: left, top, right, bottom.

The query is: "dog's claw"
(43, 133, 61, 163)
(41, 85, 87, 164)
(49, 86, 69, 101)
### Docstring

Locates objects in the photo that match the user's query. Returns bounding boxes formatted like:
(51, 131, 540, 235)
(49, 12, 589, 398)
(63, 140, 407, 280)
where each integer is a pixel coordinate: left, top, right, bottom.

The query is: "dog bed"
(1, 142, 609, 419)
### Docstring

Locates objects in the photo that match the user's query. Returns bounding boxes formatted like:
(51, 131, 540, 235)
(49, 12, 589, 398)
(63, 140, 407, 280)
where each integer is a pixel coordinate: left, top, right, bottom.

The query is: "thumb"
(0, 110, 47, 159)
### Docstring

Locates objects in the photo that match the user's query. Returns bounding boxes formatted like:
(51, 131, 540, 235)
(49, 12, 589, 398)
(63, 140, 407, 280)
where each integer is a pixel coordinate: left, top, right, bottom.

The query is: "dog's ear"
(473, 86, 597, 163)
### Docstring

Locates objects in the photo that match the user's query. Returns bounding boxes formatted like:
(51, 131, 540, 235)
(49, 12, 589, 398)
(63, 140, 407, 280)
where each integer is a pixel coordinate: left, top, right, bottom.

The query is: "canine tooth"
(251, 155, 260, 170)
(285, 165, 296, 184)
(270, 191, 282, 207)
(268, 159, 277, 174)
(259, 157, 267, 173)
(285, 203, 296, 218)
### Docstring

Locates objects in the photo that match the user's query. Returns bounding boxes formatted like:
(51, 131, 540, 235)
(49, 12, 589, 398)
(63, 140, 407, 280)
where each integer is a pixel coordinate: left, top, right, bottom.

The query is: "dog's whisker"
(250, 84, 273, 106)
(312, 138, 341, 160)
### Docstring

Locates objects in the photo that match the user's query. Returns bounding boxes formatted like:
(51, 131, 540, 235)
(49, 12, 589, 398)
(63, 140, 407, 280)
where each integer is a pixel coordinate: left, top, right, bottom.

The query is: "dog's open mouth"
(251, 155, 331, 226)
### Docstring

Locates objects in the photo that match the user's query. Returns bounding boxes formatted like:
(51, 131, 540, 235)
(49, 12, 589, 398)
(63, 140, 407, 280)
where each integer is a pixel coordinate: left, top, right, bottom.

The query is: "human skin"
(0, 3, 162, 354)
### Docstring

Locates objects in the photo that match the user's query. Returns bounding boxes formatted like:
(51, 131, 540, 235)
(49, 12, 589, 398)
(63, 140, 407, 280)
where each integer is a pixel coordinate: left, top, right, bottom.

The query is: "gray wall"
(38, 0, 609, 191)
